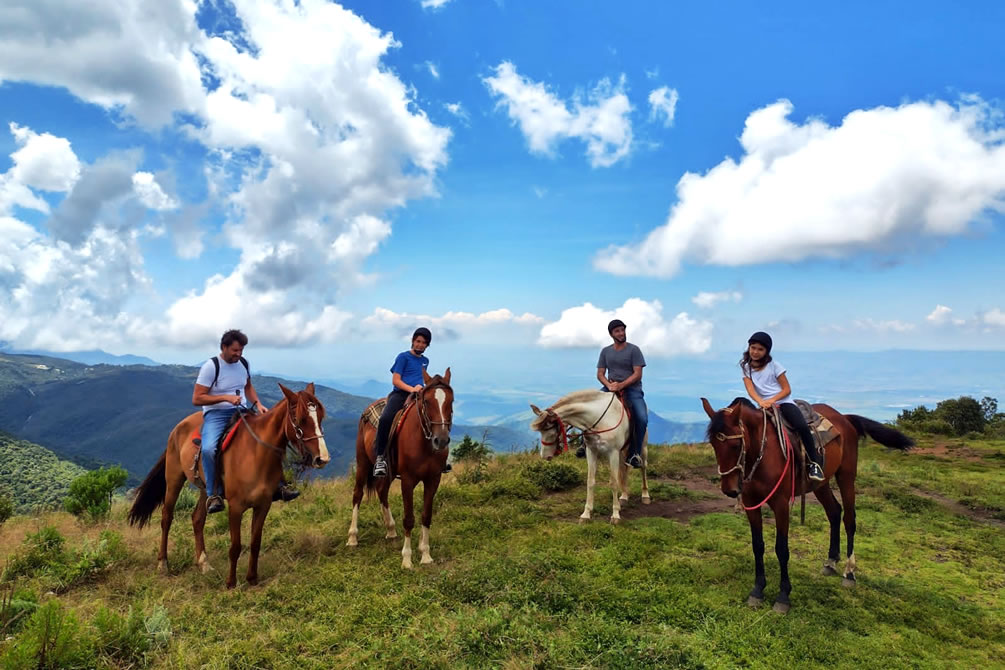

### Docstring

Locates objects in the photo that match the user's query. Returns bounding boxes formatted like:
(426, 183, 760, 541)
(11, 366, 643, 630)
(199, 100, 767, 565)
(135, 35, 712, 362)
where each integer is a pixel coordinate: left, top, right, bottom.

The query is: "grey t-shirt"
(597, 343, 646, 388)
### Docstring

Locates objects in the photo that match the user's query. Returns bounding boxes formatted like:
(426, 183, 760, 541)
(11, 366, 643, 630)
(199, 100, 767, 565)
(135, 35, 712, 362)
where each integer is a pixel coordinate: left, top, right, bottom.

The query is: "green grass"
(0, 438, 1002, 669)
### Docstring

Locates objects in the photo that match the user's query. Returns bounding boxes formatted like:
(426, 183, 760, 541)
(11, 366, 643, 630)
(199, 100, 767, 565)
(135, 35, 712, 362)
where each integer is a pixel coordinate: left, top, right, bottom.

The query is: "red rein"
(742, 423, 795, 511)
(541, 399, 627, 454)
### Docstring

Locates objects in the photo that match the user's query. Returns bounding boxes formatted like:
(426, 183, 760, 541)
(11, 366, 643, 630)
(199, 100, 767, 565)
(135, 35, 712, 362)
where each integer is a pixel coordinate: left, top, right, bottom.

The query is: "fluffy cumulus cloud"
(595, 98, 1005, 277)
(692, 290, 742, 309)
(537, 298, 712, 356)
(647, 86, 678, 128)
(420, 0, 454, 9)
(982, 308, 1005, 328)
(484, 61, 633, 167)
(0, 0, 451, 351)
(362, 307, 544, 341)
(926, 304, 967, 327)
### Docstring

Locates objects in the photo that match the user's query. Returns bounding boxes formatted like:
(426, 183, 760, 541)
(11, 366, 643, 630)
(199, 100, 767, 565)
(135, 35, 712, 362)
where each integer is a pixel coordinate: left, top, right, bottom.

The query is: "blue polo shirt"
(390, 351, 429, 389)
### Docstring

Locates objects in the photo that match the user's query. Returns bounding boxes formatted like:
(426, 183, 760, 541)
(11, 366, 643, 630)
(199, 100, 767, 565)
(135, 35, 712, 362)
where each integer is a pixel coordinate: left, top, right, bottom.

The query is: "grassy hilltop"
(0, 436, 1002, 669)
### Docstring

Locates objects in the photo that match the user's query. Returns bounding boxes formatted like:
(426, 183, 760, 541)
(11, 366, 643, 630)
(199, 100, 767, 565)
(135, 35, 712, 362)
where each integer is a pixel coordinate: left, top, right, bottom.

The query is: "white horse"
(530, 390, 650, 524)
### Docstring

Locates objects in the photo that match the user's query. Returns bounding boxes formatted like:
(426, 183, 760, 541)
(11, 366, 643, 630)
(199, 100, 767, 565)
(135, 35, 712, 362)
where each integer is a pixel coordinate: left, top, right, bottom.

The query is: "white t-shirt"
(742, 360, 795, 406)
(195, 357, 250, 413)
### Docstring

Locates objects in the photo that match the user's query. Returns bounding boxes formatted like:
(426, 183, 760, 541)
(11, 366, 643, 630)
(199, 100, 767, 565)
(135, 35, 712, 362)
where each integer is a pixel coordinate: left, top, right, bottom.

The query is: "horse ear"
(279, 383, 297, 402)
(422, 368, 431, 384)
(701, 397, 716, 419)
(530, 404, 542, 416)
(442, 367, 451, 384)
(305, 382, 315, 395)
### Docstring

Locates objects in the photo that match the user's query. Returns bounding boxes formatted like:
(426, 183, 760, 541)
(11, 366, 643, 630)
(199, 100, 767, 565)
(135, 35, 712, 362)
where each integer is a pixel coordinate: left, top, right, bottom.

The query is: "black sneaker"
(207, 496, 225, 514)
(373, 456, 388, 478)
(273, 483, 300, 502)
(808, 462, 825, 481)
(441, 462, 452, 474)
(575, 445, 586, 458)
(625, 454, 643, 469)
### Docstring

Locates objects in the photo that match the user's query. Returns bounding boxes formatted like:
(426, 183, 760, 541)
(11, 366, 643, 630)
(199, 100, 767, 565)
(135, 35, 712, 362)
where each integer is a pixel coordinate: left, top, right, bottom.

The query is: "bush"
(934, 396, 986, 435)
(485, 477, 541, 500)
(452, 434, 492, 462)
(1, 584, 38, 637)
(1, 527, 127, 593)
(0, 489, 13, 525)
(522, 461, 582, 492)
(913, 419, 954, 436)
(0, 601, 94, 670)
(64, 466, 128, 522)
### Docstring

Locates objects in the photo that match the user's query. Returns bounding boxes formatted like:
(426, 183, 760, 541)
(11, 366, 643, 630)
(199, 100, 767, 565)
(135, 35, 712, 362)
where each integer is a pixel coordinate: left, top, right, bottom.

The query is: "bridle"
(713, 403, 794, 511)
(415, 382, 452, 442)
(540, 393, 626, 454)
(238, 396, 325, 466)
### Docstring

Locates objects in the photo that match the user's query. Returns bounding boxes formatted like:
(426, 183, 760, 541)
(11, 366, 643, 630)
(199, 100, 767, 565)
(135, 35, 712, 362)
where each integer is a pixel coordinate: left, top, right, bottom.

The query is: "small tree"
(980, 396, 998, 424)
(452, 433, 492, 462)
(933, 396, 986, 436)
(64, 467, 128, 522)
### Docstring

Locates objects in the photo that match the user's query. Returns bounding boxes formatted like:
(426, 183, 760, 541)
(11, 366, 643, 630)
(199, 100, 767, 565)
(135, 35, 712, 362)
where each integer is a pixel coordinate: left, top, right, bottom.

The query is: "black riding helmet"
(412, 327, 432, 344)
(608, 319, 626, 333)
(747, 331, 772, 353)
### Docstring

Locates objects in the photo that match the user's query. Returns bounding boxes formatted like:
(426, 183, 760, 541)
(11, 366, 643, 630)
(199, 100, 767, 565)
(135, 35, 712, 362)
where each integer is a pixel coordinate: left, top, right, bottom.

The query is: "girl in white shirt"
(740, 331, 824, 481)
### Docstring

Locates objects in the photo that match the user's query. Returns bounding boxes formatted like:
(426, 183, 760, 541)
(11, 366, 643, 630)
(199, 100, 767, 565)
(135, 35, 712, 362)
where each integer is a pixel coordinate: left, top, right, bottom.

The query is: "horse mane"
(705, 397, 756, 441)
(530, 389, 602, 431)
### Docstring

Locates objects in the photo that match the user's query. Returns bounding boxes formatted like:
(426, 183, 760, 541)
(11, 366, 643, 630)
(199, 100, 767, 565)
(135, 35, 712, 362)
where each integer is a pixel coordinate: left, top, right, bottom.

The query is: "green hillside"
(0, 437, 1001, 668)
(0, 431, 88, 513)
(0, 354, 373, 482)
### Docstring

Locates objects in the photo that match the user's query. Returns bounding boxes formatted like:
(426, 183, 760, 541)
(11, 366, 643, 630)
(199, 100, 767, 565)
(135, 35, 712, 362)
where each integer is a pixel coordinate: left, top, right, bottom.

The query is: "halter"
(238, 398, 324, 466)
(540, 393, 627, 453)
(415, 382, 452, 442)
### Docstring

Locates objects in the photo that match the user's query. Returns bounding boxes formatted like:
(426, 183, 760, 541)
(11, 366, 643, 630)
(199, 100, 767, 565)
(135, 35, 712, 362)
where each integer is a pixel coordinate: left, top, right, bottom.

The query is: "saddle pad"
(189, 418, 242, 452)
(362, 397, 415, 440)
(782, 400, 840, 450)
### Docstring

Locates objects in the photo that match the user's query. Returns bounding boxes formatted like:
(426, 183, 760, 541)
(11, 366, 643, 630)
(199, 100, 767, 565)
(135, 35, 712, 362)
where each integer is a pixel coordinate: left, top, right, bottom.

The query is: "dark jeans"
(375, 389, 409, 458)
(603, 385, 648, 458)
(778, 402, 820, 464)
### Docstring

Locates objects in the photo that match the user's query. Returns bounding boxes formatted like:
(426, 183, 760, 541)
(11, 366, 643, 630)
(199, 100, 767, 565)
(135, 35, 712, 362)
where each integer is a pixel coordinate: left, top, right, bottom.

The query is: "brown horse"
(701, 397, 913, 613)
(347, 369, 452, 568)
(128, 383, 329, 588)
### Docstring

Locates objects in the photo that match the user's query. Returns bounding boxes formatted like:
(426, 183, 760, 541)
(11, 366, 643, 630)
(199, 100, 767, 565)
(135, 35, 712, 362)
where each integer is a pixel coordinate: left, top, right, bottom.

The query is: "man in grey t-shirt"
(596, 319, 648, 468)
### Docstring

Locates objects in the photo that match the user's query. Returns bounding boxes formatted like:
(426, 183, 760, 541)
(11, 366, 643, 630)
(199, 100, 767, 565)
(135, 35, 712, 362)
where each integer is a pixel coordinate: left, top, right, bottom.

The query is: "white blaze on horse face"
(434, 388, 448, 423)
(308, 404, 329, 464)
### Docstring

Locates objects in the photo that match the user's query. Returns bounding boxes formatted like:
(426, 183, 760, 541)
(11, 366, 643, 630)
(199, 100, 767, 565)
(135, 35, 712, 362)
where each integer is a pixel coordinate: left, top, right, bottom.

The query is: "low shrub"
(64, 466, 128, 522)
(521, 460, 582, 492)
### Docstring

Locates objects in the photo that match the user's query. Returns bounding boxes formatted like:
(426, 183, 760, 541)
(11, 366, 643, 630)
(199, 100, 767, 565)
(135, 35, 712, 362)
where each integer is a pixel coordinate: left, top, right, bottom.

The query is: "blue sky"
(1, 1, 1004, 419)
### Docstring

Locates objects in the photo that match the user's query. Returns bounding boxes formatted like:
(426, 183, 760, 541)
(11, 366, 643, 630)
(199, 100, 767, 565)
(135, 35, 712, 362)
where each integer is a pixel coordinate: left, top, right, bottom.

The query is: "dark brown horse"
(701, 397, 913, 613)
(128, 384, 329, 588)
(347, 369, 452, 568)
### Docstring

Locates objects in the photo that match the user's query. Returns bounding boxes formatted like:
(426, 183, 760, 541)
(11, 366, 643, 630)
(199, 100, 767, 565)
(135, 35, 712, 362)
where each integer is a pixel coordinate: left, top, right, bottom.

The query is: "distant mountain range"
(0, 346, 161, 367)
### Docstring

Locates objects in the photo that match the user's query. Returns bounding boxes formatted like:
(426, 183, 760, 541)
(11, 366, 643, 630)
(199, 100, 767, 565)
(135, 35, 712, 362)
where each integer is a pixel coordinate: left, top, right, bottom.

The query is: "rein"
(415, 383, 452, 442)
(237, 401, 323, 465)
(715, 404, 796, 511)
(541, 393, 627, 453)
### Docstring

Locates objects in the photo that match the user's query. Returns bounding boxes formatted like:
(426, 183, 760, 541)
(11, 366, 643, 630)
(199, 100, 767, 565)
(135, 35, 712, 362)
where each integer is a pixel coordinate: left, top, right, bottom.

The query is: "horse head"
(529, 404, 562, 460)
(280, 382, 330, 469)
(419, 368, 453, 451)
(702, 397, 754, 498)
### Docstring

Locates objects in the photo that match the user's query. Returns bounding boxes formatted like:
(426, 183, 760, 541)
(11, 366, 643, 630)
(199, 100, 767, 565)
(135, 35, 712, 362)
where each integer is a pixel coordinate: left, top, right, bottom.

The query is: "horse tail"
(128, 450, 167, 528)
(845, 415, 914, 450)
(359, 415, 377, 501)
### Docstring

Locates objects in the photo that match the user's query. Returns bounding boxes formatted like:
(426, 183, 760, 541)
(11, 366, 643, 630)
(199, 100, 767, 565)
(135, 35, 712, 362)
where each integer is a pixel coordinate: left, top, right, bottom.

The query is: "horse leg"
(580, 448, 598, 522)
(640, 441, 651, 504)
(378, 476, 397, 539)
(192, 491, 212, 574)
(814, 485, 842, 576)
(246, 503, 270, 586)
(607, 450, 623, 525)
(158, 461, 186, 574)
(836, 468, 858, 587)
(418, 474, 441, 565)
(226, 503, 245, 589)
(745, 507, 767, 607)
(618, 451, 629, 502)
(347, 459, 366, 547)
(400, 477, 416, 569)
(772, 499, 792, 614)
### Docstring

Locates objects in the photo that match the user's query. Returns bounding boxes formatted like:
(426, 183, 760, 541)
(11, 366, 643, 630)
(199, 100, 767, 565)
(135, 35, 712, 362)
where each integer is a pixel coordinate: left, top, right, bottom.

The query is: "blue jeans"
(603, 385, 648, 458)
(201, 407, 237, 497)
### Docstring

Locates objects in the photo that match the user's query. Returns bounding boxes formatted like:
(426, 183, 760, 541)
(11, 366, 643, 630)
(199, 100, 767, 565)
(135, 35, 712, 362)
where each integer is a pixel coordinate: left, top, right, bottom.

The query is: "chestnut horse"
(701, 397, 913, 613)
(530, 389, 650, 525)
(129, 384, 329, 588)
(347, 369, 452, 568)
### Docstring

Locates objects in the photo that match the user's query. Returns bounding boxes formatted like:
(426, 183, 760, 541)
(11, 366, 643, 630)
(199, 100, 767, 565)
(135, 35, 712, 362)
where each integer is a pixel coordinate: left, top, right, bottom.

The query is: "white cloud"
(8, 123, 81, 192)
(426, 61, 440, 79)
(852, 318, 916, 333)
(132, 172, 179, 211)
(926, 304, 954, 325)
(537, 298, 712, 356)
(982, 308, 1005, 328)
(648, 86, 678, 128)
(692, 290, 742, 309)
(595, 98, 1005, 277)
(483, 61, 633, 167)
(420, 0, 454, 8)
(444, 102, 469, 123)
(362, 306, 544, 340)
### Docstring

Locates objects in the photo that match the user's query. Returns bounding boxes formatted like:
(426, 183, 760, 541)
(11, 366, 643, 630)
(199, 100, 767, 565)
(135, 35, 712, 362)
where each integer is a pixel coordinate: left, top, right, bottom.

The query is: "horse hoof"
(420, 556, 434, 565)
(402, 559, 413, 569)
(822, 565, 840, 577)
(642, 496, 651, 505)
(226, 581, 236, 590)
(842, 577, 857, 588)
(385, 532, 398, 540)
(578, 516, 590, 524)
(619, 495, 629, 502)
(610, 517, 621, 526)
(772, 601, 790, 614)
(346, 537, 357, 547)
(247, 576, 258, 586)
(747, 596, 763, 608)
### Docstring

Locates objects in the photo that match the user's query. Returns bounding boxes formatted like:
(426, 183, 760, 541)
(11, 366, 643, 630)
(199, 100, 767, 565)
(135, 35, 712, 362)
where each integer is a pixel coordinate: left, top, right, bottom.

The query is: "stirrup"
(808, 462, 825, 481)
(625, 454, 643, 469)
(372, 457, 388, 478)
